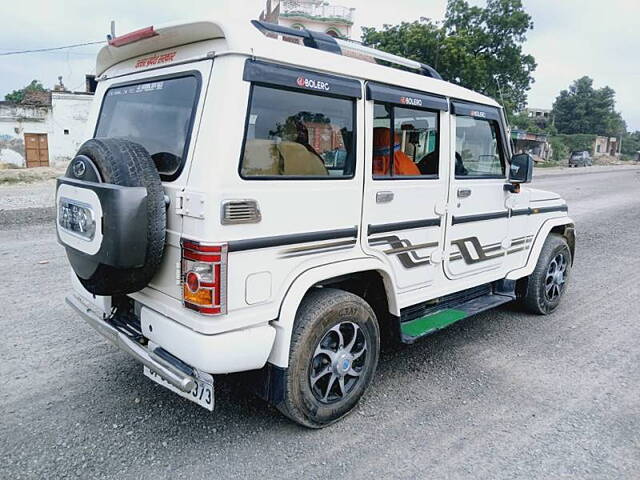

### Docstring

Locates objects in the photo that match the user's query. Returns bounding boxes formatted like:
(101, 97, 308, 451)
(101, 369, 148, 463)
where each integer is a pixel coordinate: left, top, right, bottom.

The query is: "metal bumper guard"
(66, 295, 196, 392)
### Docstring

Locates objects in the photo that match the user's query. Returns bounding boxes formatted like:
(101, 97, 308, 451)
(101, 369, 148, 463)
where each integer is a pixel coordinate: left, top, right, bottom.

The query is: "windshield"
(95, 75, 200, 179)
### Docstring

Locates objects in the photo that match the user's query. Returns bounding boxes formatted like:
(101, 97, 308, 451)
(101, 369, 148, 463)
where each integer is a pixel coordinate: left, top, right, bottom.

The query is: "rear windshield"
(95, 75, 200, 179)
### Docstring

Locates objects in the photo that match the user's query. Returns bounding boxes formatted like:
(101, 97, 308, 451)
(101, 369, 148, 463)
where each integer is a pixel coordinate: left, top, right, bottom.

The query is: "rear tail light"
(181, 239, 227, 315)
(109, 26, 158, 47)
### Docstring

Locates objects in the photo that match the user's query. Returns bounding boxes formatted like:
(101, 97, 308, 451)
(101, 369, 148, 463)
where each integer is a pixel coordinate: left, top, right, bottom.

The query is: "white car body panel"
(66, 17, 572, 378)
(140, 307, 275, 374)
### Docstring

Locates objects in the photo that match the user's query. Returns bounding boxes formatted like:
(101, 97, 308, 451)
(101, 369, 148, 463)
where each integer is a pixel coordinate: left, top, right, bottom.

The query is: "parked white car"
(57, 18, 575, 428)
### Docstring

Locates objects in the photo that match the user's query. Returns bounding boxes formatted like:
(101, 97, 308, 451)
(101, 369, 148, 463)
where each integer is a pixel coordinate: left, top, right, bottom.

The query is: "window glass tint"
(95, 76, 199, 178)
(240, 85, 355, 178)
(455, 116, 505, 177)
(372, 102, 439, 178)
(395, 107, 438, 176)
(373, 103, 392, 177)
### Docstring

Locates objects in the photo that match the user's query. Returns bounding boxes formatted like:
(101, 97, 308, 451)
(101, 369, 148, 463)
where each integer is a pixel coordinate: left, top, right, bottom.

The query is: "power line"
(0, 40, 106, 57)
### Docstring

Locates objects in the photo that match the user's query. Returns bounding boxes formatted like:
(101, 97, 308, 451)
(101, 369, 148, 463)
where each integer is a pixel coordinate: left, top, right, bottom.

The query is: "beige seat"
(242, 139, 328, 176)
(242, 139, 281, 176)
(277, 141, 328, 176)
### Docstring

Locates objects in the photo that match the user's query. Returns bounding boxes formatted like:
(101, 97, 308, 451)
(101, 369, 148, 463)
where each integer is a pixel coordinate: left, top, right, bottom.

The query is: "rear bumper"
(66, 294, 196, 392)
(139, 306, 276, 374)
(67, 293, 277, 378)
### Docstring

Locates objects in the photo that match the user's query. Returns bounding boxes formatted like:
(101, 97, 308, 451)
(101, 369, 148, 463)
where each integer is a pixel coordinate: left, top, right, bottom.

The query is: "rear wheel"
(521, 234, 572, 315)
(277, 288, 380, 428)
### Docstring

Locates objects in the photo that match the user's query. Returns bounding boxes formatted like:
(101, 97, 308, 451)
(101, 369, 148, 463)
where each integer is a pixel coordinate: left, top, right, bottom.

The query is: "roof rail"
(252, 20, 442, 81)
(252, 20, 341, 54)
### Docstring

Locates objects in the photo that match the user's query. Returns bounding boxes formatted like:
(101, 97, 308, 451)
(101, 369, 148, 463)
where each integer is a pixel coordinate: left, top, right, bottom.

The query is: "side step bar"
(399, 280, 516, 344)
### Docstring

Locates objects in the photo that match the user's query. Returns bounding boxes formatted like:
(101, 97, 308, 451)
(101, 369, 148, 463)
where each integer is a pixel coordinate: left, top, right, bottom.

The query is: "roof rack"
(251, 20, 442, 81)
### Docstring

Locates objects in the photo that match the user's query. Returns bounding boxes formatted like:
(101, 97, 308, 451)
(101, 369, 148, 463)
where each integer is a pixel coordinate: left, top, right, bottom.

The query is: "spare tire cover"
(61, 138, 166, 295)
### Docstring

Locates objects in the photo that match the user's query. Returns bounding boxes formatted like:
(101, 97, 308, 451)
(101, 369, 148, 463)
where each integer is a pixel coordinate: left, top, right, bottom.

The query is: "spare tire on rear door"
(57, 138, 166, 296)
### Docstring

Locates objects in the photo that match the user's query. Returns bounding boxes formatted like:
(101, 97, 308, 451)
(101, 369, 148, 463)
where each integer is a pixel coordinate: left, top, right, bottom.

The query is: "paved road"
(2, 168, 639, 479)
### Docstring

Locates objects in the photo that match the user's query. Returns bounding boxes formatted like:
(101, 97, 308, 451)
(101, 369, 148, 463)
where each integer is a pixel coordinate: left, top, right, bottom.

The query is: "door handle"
(376, 191, 394, 204)
(457, 187, 472, 199)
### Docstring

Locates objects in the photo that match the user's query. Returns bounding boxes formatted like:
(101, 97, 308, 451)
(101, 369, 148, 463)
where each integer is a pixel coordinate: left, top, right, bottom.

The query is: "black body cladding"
(57, 176, 149, 274)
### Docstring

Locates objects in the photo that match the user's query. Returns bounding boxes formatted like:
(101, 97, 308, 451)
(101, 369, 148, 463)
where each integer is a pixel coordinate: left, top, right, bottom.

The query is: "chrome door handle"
(376, 191, 394, 204)
(457, 187, 472, 199)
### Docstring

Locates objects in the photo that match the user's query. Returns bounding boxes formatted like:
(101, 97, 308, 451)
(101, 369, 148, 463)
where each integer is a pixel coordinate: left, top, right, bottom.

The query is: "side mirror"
(508, 153, 533, 184)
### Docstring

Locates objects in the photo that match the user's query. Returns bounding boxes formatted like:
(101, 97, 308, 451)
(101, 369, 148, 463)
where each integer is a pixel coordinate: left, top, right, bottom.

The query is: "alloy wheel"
(545, 252, 567, 301)
(309, 322, 367, 404)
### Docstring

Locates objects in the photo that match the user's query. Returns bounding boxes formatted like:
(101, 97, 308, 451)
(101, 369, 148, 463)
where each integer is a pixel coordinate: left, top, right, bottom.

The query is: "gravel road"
(1, 168, 639, 479)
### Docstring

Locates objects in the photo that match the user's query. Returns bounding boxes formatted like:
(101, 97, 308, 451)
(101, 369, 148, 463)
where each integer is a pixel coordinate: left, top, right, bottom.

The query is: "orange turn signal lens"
(183, 284, 213, 305)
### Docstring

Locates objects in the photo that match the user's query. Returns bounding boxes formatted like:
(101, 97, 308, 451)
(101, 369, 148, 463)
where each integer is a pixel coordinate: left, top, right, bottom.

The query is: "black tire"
(521, 234, 571, 315)
(277, 288, 380, 428)
(68, 138, 166, 295)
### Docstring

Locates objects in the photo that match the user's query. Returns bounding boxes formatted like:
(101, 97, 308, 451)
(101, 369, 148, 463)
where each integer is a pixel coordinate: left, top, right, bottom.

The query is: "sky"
(1, 0, 638, 130)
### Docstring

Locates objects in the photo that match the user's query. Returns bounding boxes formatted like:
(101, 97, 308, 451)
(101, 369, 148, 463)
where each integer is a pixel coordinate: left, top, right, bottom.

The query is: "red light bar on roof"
(109, 26, 158, 48)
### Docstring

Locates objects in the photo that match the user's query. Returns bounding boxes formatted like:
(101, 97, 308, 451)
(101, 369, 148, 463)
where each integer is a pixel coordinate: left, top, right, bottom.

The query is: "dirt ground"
(1, 166, 639, 479)
(0, 165, 66, 185)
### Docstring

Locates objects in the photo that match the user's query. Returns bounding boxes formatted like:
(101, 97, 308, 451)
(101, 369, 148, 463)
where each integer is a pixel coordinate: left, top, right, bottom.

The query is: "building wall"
(0, 103, 49, 166)
(593, 136, 620, 157)
(526, 108, 551, 119)
(261, 0, 355, 38)
(0, 92, 93, 167)
(49, 93, 93, 165)
(593, 136, 608, 156)
(279, 17, 351, 37)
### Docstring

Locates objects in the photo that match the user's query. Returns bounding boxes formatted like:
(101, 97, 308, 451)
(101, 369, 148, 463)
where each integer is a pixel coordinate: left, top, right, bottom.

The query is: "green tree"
(621, 131, 640, 157)
(509, 112, 544, 133)
(361, 0, 536, 111)
(549, 137, 569, 162)
(552, 76, 626, 137)
(4, 80, 47, 103)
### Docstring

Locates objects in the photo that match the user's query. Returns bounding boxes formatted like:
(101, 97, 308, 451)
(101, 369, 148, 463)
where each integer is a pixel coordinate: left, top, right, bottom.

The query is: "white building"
(0, 87, 93, 168)
(526, 107, 551, 120)
(260, 0, 355, 39)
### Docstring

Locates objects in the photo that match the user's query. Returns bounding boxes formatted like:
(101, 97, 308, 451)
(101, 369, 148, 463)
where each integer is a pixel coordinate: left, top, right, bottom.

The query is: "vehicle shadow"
(94, 299, 543, 434)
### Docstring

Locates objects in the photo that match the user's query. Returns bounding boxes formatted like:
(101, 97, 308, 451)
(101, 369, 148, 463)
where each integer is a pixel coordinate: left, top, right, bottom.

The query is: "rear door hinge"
(176, 261, 182, 285)
(175, 190, 206, 219)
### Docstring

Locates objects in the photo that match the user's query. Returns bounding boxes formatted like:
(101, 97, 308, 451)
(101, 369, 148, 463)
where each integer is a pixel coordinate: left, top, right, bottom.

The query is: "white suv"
(57, 18, 575, 428)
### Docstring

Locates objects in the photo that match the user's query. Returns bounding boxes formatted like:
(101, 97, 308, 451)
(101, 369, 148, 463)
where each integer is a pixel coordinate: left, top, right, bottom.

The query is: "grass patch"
(536, 161, 563, 168)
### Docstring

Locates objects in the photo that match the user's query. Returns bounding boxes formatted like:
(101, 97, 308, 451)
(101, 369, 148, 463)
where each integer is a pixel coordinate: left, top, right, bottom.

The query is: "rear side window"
(240, 85, 356, 178)
(455, 116, 505, 178)
(95, 75, 200, 180)
(373, 103, 439, 178)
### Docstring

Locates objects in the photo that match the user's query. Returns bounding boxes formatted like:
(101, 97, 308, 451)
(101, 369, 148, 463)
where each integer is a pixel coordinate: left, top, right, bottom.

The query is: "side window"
(455, 116, 505, 178)
(240, 85, 355, 178)
(372, 102, 439, 178)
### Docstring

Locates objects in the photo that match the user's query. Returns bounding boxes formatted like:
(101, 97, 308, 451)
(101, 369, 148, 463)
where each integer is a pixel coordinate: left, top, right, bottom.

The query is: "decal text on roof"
(135, 52, 177, 69)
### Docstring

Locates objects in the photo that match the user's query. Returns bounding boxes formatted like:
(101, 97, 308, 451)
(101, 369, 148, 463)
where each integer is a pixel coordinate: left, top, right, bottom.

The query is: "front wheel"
(277, 288, 380, 428)
(520, 234, 572, 315)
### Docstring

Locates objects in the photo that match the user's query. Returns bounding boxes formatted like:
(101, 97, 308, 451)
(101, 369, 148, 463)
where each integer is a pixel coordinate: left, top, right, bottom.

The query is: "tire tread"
(521, 233, 571, 315)
(72, 138, 166, 295)
(276, 288, 379, 428)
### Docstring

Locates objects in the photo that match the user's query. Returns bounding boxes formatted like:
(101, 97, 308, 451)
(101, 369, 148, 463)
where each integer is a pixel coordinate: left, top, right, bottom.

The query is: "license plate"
(143, 366, 214, 411)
